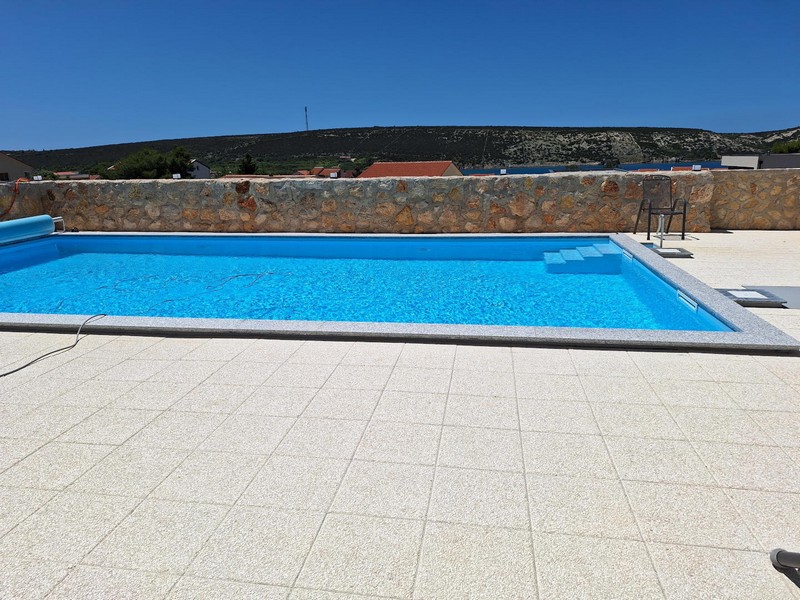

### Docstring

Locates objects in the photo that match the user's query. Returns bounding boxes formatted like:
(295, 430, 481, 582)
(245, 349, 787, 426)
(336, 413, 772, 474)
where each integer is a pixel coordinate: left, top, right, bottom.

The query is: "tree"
(238, 153, 257, 174)
(108, 146, 193, 179)
(166, 146, 192, 178)
(111, 148, 166, 179)
(772, 140, 800, 154)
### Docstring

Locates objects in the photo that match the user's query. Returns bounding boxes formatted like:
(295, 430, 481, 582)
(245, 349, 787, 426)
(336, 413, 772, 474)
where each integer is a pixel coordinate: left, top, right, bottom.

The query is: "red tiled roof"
(310, 167, 325, 176)
(320, 168, 341, 177)
(358, 161, 458, 178)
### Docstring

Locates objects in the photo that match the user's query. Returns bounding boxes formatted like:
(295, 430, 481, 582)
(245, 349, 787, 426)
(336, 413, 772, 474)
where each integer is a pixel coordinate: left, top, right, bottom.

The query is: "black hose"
(0, 314, 106, 378)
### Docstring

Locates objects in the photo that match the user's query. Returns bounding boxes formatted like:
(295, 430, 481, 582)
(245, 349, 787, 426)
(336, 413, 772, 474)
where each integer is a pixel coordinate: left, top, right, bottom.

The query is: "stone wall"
(0, 169, 797, 233)
(709, 170, 800, 230)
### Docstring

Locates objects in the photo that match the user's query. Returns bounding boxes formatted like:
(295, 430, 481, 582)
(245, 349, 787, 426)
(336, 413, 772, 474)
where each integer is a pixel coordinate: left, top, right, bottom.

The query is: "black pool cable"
(0, 314, 106, 378)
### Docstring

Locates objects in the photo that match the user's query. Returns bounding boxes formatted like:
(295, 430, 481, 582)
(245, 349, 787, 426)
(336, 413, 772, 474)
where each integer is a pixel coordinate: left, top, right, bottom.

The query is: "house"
(319, 168, 342, 178)
(721, 153, 800, 169)
(0, 153, 33, 181)
(189, 159, 211, 179)
(53, 171, 93, 180)
(358, 160, 463, 178)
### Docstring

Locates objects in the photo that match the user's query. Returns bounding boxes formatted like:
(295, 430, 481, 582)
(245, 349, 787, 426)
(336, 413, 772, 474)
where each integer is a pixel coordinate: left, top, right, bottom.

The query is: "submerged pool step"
(544, 244, 623, 274)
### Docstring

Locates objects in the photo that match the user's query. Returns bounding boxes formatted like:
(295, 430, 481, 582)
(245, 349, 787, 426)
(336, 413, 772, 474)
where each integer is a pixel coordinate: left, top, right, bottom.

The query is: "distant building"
(53, 171, 94, 180)
(320, 168, 341, 178)
(358, 161, 463, 178)
(721, 153, 800, 169)
(0, 153, 33, 181)
(189, 159, 211, 179)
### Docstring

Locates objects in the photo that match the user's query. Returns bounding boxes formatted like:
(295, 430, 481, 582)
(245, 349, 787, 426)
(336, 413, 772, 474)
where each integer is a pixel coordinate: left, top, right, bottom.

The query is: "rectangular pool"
(0, 232, 796, 352)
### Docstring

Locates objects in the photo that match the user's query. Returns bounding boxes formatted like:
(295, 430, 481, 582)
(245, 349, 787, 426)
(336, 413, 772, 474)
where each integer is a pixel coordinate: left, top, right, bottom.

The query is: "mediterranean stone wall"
(0, 169, 797, 233)
(709, 170, 800, 230)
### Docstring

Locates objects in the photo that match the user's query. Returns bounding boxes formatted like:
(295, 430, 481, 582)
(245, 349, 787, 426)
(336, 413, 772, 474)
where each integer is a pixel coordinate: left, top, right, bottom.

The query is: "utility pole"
(305, 106, 309, 131)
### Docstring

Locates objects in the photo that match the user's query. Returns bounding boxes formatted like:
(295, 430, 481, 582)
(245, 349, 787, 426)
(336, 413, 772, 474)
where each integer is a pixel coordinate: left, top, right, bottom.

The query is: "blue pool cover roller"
(0, 215, 56, 246)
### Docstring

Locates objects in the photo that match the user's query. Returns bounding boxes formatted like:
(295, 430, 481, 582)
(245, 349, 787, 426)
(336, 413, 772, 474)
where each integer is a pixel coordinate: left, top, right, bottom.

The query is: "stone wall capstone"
(0, 169, 796, 233)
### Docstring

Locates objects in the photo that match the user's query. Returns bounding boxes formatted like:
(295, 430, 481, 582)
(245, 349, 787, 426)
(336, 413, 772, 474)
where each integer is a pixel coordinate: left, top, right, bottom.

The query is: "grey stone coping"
(0, 232, 797, 354)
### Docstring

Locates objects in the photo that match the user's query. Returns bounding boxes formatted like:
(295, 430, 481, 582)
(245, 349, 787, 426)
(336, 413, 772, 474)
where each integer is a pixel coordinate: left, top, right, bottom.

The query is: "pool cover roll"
(0, 215, 55, 246)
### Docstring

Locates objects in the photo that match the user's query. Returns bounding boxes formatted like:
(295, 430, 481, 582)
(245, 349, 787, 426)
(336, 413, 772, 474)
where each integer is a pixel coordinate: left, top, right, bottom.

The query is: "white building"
(189, 159, 211, 179)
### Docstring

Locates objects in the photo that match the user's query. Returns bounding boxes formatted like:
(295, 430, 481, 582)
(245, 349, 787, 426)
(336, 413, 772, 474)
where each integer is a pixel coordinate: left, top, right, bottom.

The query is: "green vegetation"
(108, 146, 192, 179)
(772, 139, 800, 153)
(238, 153, 257, 174)
(8, 126, 800, 175)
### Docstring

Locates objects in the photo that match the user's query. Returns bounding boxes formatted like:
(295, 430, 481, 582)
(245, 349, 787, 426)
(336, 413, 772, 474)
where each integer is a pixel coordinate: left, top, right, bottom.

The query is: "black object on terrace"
(771, 549, 800, 571)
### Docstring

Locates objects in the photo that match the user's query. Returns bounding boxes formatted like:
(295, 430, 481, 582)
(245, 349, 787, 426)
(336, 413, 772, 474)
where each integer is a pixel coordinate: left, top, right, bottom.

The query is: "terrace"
(0, 230, 799, 598)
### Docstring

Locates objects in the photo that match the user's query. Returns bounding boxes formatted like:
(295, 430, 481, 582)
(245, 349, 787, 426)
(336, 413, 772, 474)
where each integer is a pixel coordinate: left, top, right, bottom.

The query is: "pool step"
(544, 244, 623, 274)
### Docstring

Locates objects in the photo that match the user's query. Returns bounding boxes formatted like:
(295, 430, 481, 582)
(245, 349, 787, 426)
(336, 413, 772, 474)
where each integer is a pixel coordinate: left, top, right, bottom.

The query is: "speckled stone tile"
(151, 450, 263, 504)
(0, 491, 138, 562)
(0, 442, 114, 490)
(0, 556, 71, 600)
(203, 361, 279, 387)
(533, 532, 663, 599)
(236, 386, 317, 417)
(580, 375, 660, 405)
(69, 445, 189, 497)
(46, 379, 139, 408)
(624, 481, 760, 550)
(340, 341, 403, 367)
(199, 413, 294, 455)
(669, 406, 774, 445)
(448, 369, 515, 397)
(444, 394, 518, 430)
(85, 498, 227, 573)
(527, 473, 640, 540)
(414, 521, 536, 599)
(717, 382, 800, 411)
(371, 390, 446, 425)
(0, 486, 55, 537)
(385, 367, 452, 394)
(331, 460, 433, 520)
(355, 421, 440, 465)
(521, 431, 616, 479)
(693, 441, 800, 493)
(276, 418, 367, 460)
(649, 542, 796, 600)
(130, 411, 227, 451)
(517, 399, 599, 435)
(592, 403, 685, 440)
(649, 379, 737, 408)
(0, 438, 43, 472)
(437, 426, 523, 472)
(266, 363, 336, 388)
(169, 383, 257, 413)
(109, 381, 196, 411)
(297, 513, 423, 598)
(605, 436, 715, 485)
(46, 565, 177, 599)
(188, 506, 324, 586)
(168, 576, 289, 599)
(515, 373, 585, 401)
(322, 365, 393, 390)
(58, 407, 160, 445)
(240, 455, 349, 511)
(429, 466, 528, 529)
(301, 388, 381, 420)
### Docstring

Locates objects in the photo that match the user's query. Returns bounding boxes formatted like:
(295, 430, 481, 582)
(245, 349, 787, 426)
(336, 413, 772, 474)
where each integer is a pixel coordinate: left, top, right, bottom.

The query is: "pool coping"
(1, 232, 797, 353)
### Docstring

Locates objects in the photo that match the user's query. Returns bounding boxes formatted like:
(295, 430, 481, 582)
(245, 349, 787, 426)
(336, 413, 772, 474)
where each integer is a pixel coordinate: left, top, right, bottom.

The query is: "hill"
(6, 125, 800, 174)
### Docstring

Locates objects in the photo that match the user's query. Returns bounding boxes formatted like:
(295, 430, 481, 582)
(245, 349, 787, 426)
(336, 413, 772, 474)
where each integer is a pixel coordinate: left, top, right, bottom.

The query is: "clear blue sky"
(4, 0, 798, 150)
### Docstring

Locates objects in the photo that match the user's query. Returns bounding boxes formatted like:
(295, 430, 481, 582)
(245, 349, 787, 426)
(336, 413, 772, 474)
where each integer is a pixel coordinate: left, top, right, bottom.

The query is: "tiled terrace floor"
(1, 231, 799, 599)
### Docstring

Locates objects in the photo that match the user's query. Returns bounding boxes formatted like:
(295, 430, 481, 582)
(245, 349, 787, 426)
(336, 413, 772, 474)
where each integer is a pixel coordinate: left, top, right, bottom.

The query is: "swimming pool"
(0, 232, 796, 351)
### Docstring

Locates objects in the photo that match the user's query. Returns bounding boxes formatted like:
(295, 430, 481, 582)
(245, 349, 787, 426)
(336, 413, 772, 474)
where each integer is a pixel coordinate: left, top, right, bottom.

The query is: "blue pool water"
(0, 235, 730, 331)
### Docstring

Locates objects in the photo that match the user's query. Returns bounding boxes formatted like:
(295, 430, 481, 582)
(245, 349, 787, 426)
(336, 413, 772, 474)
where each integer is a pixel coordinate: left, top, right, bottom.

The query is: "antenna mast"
(305, 106, 309, 131)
